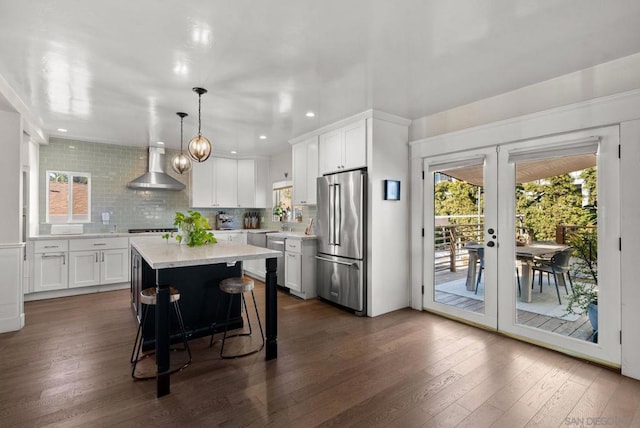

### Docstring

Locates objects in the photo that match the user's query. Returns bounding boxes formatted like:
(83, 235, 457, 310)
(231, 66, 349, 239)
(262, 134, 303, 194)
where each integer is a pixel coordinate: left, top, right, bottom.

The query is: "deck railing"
(434, 223, 483, 272)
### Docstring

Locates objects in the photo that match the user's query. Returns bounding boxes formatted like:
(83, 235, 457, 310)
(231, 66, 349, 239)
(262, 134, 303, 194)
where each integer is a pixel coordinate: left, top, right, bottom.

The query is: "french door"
(423, 126, 621, 365)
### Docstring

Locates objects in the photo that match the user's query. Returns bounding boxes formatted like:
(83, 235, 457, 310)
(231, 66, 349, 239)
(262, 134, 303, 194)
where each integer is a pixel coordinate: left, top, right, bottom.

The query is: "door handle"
(315, 256, 358, 268)
(486, 241, 496, 248)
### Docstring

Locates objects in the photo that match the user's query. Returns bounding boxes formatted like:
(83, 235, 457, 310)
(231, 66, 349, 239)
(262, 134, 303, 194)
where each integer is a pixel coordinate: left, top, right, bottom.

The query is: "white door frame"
(496, 126, 620, 365)
(422, 148, 498, 329)
(421, 126, 620, 366)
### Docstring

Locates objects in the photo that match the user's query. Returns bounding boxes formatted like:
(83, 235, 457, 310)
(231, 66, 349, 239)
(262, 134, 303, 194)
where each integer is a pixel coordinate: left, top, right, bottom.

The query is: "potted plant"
(163, 210, 217, 247)
(564, 228, 598, 337)
(273, 202, 284, 221)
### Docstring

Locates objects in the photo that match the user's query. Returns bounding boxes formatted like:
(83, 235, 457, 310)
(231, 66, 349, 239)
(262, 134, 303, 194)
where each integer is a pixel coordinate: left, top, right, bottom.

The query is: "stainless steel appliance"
(316, 169, 366, 314)
(266, 235, 285, 287)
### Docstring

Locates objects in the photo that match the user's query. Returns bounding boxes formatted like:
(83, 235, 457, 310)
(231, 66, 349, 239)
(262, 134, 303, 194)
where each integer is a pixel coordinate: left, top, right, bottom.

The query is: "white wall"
(367, 117, 410, 316)
(0, 111, 22, 244)
(410, 53, 640, 142)
(270, 149, 292, 187)
(620, 119, 640, 380)
(0, 110, 25, 332)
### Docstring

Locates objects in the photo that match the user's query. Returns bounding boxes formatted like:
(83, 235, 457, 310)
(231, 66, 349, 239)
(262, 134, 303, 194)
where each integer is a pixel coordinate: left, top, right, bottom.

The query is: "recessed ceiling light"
(57, 128, 68, 132)
(259, 135, 267, 140)
(157, 141, 165, 145)
(231, 150, 237, 154)
(305, 111, 315, 118)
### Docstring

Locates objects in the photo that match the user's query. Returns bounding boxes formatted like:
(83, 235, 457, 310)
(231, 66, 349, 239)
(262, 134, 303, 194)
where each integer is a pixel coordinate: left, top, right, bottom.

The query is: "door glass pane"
(433, 169, 485, 314)
(514, 154, 598, 343)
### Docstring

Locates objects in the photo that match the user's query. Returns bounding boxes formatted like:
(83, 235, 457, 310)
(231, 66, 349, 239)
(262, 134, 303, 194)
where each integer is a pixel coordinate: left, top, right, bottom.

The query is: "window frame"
(45, 170, 92, 224)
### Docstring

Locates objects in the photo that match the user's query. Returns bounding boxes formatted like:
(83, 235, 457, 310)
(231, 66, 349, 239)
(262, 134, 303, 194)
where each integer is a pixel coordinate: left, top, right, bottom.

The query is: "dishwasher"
(266, 235, 285, 287)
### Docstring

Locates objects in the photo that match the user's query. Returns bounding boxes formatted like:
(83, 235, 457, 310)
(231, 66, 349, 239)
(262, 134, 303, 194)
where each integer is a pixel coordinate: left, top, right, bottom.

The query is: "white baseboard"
(24, 282, 130, 301)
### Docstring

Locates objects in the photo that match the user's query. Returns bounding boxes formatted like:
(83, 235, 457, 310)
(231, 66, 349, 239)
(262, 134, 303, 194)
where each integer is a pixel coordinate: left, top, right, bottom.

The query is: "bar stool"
(130, 286, 191, 379)
(210, 277, 264, 359)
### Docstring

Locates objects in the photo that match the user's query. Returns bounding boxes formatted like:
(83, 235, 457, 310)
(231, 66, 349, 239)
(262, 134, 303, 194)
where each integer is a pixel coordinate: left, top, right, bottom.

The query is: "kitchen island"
(129, 236, 281, 397)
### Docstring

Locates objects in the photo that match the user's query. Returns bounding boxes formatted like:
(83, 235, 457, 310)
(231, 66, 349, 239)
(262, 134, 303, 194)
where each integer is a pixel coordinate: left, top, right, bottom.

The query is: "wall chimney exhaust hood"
(128, 147, 186, 191)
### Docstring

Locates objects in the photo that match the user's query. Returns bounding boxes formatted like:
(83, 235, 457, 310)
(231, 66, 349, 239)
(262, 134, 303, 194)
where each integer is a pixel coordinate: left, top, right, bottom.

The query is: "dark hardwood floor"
(1, 282, 639, 427)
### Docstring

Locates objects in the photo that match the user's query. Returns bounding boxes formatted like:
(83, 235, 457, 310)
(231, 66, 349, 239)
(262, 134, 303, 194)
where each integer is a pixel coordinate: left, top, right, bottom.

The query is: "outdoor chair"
(474, 247, 484, 294)
(532, 248, 574, 304)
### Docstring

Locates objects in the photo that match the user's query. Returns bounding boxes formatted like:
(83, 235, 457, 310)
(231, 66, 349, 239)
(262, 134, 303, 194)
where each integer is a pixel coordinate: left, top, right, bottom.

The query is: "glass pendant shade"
(171, 111, 192, 174)
(188, 87, 212, 162)
(171, 152, 192, 174)
(188, 134, 212, 162)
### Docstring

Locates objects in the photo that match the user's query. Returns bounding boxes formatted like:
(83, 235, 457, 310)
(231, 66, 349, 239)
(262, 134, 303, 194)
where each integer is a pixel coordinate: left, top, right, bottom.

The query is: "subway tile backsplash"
(38, 138, 317, 235)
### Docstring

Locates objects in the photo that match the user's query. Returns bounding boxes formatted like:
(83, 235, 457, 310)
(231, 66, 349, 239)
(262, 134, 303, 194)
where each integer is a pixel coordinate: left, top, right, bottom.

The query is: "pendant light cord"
(180, 115, 184, 151)
(198, 93, 202, 136)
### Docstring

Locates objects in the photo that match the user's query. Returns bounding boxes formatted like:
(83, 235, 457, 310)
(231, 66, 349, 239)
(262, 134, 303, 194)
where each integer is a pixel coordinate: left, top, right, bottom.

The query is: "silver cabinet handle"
(288, 253, 296, 257)
(44, 245, 59, 249)
(315, 256, 358, 268)
(93, 243, 107, 246)
(42, 254, 64, 259)
(95, 252, 98, 262)
(102, 252, 105, 262)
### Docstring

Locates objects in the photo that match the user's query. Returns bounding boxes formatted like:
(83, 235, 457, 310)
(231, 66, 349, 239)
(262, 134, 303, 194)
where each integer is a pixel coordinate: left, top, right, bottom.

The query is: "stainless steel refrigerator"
(316, 169, 366, 315)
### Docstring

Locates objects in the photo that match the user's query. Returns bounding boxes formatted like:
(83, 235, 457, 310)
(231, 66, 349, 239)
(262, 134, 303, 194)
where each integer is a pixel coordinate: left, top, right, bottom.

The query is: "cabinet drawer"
(70, 237, 129, 251)
(285, 238, 302, 254)
(35, 240, 69, 253)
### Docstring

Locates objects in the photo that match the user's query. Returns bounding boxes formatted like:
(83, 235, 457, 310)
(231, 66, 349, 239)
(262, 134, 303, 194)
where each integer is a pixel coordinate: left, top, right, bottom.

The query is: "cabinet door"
(285, 252, 302, 292)
(237, 159, 256, 207)
(342, 119, 366, 170)
(34, 252, 68, 292)
(229, 232, 247, 245)
(101, 248, 130, 284)
(214, 158, 238, 207)
(191, 161, 215, 207)
(319, 129, 342, 175)
(69, 250, 100, 288)
(306, 138, 318, 204)
(292, 141, 308, 205)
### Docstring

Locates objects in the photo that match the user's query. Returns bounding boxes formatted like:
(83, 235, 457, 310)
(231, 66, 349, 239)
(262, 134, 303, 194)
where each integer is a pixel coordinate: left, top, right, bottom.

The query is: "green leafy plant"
(565, 228, 598, 316)
(166, 210, 217, 247)
(273, 202, 284, 218)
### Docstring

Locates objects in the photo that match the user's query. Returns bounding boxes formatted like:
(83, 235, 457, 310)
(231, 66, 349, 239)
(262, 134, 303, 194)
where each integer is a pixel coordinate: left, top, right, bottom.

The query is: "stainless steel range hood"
(128, 147, 186, 191)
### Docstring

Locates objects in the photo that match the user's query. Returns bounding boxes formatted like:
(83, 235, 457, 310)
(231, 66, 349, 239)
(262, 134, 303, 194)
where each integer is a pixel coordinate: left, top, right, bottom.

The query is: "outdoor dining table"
(465, 242, 570, 302)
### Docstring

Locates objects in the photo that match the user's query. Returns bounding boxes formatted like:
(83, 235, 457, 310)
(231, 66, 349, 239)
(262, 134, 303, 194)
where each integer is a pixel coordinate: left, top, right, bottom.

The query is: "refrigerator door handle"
(315, 256, 359, 268)
(334, 183, 341, 246)
(328, 184, 335, 245)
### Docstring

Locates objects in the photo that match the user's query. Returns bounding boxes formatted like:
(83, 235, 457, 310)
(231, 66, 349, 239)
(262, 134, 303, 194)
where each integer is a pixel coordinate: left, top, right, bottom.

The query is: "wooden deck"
(433, 270, 594, 342)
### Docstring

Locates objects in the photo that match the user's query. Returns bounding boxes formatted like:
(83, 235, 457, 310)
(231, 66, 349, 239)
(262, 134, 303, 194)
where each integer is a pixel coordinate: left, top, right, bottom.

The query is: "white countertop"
(29, 229, 280, 241)
(130, 236, 281, 269)
(266, 232, 317, 240)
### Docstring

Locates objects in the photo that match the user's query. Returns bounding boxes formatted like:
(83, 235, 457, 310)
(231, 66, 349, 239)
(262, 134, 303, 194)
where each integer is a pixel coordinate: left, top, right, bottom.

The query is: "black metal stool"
(130, 286, 191, 379)
(210, 277, 264, 358)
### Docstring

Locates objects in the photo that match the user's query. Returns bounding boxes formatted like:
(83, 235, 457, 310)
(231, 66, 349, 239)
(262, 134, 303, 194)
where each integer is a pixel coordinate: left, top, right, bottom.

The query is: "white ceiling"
(1, 1, 639, 156)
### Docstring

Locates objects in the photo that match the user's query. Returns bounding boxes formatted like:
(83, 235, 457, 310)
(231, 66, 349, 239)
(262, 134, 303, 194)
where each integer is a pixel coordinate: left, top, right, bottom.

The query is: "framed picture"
(384, 179, 401, 200)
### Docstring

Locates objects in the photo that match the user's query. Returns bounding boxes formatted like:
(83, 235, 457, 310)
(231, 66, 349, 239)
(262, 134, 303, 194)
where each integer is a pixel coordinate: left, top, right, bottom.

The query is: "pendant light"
(171, 112, 192, 174)
(188, 87, 212, 162)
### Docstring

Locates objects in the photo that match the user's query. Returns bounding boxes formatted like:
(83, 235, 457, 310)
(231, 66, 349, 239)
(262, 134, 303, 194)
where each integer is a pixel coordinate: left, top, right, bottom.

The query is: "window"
(46, 171, 91, 223)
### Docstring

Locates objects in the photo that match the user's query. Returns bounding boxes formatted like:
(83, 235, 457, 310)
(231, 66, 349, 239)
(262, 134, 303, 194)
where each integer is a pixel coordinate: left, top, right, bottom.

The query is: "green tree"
(434, 179, 482, 223)
(517, 173, 593, 241)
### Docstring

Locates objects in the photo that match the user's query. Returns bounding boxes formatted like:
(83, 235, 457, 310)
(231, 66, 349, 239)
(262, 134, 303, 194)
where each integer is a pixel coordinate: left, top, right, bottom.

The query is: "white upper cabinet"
(292, 136, 318, 205)
(318, 119, 366, 175)
(190, 157, 268, 208)
(191, 160, 215, 207)
(214, 157, 238, 207)
(237, 159, 256, 207)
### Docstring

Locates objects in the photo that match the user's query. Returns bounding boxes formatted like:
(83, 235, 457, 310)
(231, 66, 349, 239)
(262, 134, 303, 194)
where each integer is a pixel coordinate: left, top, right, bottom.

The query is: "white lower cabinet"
(68, 237, 130, 288)
(284, 237, 316, 299)
(33, 240, 69, 292)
